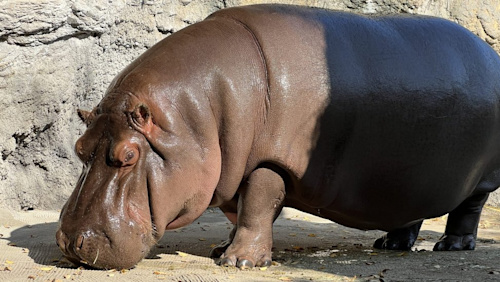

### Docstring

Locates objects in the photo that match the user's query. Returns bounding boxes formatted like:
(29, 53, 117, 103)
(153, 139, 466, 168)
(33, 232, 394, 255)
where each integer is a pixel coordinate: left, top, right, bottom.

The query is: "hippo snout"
(56, 227, 149, 269)
(56, 229, 110, 268)
(55, 229, 80, 261)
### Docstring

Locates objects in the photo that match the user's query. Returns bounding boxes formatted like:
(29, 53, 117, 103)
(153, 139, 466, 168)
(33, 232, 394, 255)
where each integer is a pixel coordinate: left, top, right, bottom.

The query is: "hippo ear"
(129, 104, 154, 136)
(77, 109, 94, 126)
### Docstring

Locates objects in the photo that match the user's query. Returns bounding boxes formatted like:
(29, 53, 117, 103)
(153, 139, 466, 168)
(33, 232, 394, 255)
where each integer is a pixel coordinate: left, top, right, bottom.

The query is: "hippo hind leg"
(372, 192, 488, 252)
(373, 221, 423, 250)
(209, 199, 238, 259)
(209, 226, 236, 259)
(434, 168, 500, 251)
(433, 192, 489, 251)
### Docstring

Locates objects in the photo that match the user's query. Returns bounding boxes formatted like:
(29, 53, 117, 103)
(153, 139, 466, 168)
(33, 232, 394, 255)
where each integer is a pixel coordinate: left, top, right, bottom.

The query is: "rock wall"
(1, 0, 499, 210)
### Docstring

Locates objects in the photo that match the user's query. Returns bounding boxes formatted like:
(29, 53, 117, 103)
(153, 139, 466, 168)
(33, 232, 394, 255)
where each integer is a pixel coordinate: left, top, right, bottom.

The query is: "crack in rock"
(0, 0, 111, 46)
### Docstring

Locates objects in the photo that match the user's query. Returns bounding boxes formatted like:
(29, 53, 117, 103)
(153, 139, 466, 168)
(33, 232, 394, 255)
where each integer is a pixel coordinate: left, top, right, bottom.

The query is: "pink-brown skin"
(57, 5, 500, 269)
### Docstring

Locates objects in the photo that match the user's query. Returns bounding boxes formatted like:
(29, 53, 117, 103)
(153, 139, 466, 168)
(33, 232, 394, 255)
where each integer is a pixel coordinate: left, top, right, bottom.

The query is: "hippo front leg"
(216, 167, 285, 268)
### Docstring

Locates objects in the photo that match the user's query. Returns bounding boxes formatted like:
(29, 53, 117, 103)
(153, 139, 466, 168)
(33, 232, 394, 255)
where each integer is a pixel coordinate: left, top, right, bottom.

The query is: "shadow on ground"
(2, 207, 500, 281)
(3, 222, 62, 266)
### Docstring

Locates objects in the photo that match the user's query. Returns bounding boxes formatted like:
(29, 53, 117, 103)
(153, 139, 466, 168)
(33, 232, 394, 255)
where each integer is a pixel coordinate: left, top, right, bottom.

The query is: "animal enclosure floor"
(1, 207, 500, 281)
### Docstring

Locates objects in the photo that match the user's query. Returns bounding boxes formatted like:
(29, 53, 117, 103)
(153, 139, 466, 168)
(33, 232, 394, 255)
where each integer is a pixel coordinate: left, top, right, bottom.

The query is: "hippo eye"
(113, 142, 139, 167)
(124, 151, 135, 163)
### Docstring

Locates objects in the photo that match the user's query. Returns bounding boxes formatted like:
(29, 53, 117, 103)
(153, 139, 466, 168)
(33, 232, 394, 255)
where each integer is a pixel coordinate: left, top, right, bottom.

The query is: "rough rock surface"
(1, 0, 499, 210)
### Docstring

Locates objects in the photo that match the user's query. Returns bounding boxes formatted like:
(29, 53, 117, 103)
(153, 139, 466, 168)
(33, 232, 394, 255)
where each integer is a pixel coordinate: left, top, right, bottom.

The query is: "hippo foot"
(210, 229, 272, 268)
(209, 240, 231, 259)
(215, 230, 273, 269)
(373, 235, 415, 250)
(210, 225, 236, 259)
(216, 242, 273, 269)
(218, 251, 272, 269)
(433, 234, 475, 251)
(373, 221, 423, 251)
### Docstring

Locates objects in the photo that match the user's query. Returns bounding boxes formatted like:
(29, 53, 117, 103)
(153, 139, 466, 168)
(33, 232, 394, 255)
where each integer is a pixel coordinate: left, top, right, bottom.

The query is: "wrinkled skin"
(57, 5, 500, 270)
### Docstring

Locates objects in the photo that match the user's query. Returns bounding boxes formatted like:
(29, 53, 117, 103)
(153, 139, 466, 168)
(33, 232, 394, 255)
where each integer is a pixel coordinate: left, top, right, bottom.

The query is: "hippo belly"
(290, 80, 498, 231)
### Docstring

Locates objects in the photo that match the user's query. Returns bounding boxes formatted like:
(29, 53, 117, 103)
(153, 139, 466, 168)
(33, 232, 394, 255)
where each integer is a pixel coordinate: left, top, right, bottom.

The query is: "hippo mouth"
(128, 201, 159, 238)
(56, 198, 160, 270)
(57, 224, 154, 270)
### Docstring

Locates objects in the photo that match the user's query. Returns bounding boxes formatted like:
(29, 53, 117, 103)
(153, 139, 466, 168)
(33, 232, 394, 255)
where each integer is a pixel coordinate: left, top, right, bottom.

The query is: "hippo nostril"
(76, 234, 84, 251)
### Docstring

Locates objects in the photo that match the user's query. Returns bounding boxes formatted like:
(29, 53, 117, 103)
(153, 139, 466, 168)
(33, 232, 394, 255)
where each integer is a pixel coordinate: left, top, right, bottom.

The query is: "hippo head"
(56, 93, 221, 269)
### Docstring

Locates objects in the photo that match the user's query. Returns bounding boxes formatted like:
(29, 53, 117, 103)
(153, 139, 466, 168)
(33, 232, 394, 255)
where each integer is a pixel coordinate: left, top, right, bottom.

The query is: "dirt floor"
(1, 206, 500, 282)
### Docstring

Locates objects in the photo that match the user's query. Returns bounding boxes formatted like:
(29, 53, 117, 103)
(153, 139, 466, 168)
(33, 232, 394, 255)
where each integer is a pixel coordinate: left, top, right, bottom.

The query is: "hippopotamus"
(56, 4, 500, 270)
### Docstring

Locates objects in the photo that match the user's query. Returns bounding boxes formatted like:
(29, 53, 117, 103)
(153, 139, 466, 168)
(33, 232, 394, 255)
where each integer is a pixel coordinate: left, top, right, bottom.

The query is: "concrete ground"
(1, 206, 500, 281)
